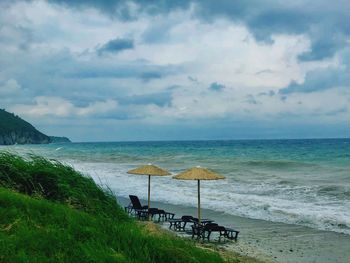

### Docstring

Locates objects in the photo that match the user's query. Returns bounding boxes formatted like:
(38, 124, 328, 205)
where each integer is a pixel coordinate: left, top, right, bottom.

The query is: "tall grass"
(0, 152, 127, 219)
(0, 152, 234, 263)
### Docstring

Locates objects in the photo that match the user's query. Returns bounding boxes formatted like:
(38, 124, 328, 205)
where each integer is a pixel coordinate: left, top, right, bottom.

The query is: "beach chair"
(191, 223, 204, 239)
(169, 215, 194, 231)
(191, 217, 214, 225)
(128, 195, 175, 221)
(168, 218, 183, 229)
(201, 223, 226, 240)
(223, 227, 239, 241)
(199, 223, 239, 241)
(169, 215, 213, 231)
(160, 210, 175, 221)
(148, 208, 168, 221)
(126, 195, 149, 219)
(129, 195, 148, 210)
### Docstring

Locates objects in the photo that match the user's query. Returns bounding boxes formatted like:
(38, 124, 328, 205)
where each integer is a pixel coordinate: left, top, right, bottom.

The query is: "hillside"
(0, 153, 236, 263)
(49, 136, 71, 143)
(0, 109, 50, 145)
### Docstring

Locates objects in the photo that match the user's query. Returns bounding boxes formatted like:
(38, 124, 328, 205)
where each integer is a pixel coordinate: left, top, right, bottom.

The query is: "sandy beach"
(118, 196, 350, 263)
(4, 141, 350, 262)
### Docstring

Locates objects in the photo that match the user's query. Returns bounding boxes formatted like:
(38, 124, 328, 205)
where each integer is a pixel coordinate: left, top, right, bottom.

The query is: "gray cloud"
(280, 49, 350, 94)
(280, 68, 349, 94)
(48, 0, 190, 20)
(119, 91, 172, 107)
(258, 90, 275, 97)
(188, 76, 198, 83)
(209, 82, 225, 91)
(65, 63, 180, 80)
(97, 37, 134, 55)
(255, 69, 274, 75)
(140, 71, 162, 81)
(0, 45, 180, 111)
(15, 48, 181, 81)
(48, 0, 350, 61)
(141, 18, 175, 43)
(197, 1, 350, 61)
(245, 94, 260, 105)
(2, 0, 350, 141)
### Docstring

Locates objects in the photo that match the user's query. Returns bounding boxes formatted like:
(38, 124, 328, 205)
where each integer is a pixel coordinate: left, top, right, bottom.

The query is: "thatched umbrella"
(173, 166, 225, 224)
(127, 164, 170, 217)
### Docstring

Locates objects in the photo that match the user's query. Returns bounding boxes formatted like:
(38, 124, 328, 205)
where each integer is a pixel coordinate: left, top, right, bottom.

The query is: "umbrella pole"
(148, 174, 151, 220)
(198, 179, 201, 224)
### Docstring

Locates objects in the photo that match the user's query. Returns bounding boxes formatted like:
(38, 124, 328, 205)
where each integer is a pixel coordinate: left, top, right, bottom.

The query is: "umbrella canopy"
(174, 167, 225, 180)
(127, 164, 170, 219)
(173, 166, 225, 223)
(127, 164, 170, 176)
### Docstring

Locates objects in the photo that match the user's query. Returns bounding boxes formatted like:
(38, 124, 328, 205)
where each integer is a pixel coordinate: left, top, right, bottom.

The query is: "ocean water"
(2, 139, 350, 235)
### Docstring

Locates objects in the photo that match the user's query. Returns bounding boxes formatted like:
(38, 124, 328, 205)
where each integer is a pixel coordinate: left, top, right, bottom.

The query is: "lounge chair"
(224, 227, 239, 240)
(127, 195, 175, 221)
(125, 195, 148, 218)
(192, 223, 239, 241)
(201, 223, 226, 240)
(169, 215, 213, 231)
(169, 215, 194, 231)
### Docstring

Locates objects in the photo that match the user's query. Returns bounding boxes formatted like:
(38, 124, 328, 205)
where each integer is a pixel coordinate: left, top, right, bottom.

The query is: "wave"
(240, 160, 316, 169)
(316, 185, 350, 198)
(10, 141, 350, 236)
(69, 161, 350, 236)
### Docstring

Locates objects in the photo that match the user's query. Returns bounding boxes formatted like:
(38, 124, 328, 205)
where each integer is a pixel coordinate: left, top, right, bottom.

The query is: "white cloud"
(130, 86, 350, 124)
(10, 96, 118, 117)
(0, 79, 21, 95)
(0, 1, 145, 54)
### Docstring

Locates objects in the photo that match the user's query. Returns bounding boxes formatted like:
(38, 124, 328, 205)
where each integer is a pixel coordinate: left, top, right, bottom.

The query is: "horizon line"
(69, 137, 350, 144)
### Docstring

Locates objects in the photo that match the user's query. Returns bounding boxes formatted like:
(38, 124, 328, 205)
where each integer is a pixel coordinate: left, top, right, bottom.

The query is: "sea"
(2, 139, 350, 235)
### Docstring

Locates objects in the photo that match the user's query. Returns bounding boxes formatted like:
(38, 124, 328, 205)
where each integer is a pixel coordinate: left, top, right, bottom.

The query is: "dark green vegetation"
(49, 136, 71, 143)
(0, 109, 50, 145)
(0, 153, 234, 263)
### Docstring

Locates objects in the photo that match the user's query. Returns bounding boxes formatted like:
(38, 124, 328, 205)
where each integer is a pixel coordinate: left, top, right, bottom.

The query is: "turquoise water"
(2, 139, 350, 234)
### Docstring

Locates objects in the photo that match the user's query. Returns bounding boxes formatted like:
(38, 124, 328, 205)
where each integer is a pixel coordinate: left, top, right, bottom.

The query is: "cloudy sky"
(1, 0, 349, 141)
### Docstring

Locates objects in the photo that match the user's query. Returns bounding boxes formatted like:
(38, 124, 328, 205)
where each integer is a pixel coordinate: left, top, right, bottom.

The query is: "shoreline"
(3, 141, 350, 238)
(118, 196, 350, 263)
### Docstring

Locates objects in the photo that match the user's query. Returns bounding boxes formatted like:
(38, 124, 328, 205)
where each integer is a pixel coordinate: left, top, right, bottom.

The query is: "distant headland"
(0, 109, 71, 145)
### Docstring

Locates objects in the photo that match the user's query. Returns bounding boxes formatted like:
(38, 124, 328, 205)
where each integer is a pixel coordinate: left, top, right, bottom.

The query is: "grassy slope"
(0, 153, 234, 263)
(0, 188, 129, 262)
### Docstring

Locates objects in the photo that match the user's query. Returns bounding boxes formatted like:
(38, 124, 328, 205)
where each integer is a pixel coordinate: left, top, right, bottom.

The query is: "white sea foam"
(7, 140, 350, 235)
(70, 160, 350, 235)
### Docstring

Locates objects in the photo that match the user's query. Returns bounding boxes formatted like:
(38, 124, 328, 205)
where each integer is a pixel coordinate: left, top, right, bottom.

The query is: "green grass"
(0, 152, 127, 219)
(0, 152, 234, 263)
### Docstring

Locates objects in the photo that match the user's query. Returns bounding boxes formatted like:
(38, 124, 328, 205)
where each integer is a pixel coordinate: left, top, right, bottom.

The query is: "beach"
(2, 139, 350, 262)
(119, 196, 350, 263)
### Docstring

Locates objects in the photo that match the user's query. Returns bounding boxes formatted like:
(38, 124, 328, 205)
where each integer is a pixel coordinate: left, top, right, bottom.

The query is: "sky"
(0, 0, 349, 141)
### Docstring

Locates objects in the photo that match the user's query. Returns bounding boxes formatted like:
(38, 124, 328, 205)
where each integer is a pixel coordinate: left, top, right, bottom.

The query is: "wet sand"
(118, 196, 350, 263)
